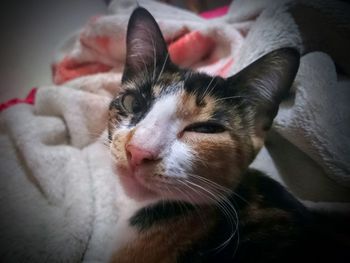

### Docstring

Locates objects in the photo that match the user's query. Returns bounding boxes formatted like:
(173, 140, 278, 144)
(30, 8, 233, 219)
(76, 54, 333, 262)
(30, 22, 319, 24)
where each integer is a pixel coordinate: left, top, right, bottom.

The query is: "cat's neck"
(110, 171, 251, 263)
(110, 170, 311, 263)
(111, 199, 218, 263)
(110, 196, 155, 256)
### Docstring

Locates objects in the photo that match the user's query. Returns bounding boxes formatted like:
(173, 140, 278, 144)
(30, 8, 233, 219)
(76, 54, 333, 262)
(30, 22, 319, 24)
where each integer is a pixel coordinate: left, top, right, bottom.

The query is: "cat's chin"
(115, 166, 160, 201)
(114, 165, 223, 205)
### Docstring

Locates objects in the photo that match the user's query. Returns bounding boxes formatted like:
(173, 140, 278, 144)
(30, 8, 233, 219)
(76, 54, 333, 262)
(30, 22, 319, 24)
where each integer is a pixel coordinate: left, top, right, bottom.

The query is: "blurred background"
(0, 0, 231, 103)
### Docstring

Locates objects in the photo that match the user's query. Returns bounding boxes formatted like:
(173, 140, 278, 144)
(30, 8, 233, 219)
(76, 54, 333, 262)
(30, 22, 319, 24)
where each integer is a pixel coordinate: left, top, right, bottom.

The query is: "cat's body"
(107, 7, 349, 263)
(111, 170, 304, 263)
(111, 169, 349, 263)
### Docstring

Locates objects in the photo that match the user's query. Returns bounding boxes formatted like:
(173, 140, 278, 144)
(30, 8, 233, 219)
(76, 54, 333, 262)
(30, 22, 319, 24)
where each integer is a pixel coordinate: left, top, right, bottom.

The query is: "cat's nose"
(126, 144, 157, 169)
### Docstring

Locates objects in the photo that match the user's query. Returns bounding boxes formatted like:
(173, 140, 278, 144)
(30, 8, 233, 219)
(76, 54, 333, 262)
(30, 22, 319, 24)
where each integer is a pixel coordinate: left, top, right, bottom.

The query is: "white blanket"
(1, 0, 349, 262)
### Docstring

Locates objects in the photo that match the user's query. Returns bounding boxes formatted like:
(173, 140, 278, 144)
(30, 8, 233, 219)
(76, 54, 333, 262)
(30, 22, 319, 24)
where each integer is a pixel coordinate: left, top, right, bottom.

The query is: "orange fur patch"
(186, 133, 241, 190)
(111, 207, 217, 263)
(175, 91, 243, 190)
(176, 90, 217, 124)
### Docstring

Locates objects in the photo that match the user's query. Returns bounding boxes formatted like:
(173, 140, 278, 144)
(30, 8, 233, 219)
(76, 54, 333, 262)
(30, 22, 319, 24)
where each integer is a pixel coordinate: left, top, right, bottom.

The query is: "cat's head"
(108, 7, 299, 203)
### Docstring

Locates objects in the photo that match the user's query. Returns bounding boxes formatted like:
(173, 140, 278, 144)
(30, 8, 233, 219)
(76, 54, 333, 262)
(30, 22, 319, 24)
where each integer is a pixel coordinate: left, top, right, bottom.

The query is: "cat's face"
(108, 7, 299, 203)
(109, 71, 249, 203)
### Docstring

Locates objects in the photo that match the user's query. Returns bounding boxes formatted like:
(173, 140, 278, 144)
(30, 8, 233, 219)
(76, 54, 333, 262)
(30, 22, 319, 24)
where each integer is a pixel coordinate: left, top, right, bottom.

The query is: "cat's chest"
(110, 199, 152, 259)
(110, 205, 217, 263)
(112, 213, 138, 254)
(110, 221, 185, 263)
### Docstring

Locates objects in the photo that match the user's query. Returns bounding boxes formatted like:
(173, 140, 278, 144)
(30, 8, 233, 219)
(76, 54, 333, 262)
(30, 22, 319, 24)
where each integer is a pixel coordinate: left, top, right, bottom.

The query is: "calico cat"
(107, 7, 349, 263)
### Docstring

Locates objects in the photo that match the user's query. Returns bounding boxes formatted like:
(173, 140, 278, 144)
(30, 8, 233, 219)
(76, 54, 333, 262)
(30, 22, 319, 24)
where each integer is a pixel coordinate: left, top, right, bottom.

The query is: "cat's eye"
(184, 122, 226, 134)
(121, 93, 143, 114)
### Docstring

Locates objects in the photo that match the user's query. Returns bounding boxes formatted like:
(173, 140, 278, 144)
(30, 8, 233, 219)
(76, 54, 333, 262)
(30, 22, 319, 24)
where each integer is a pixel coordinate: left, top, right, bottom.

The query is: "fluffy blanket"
(1, 0, 349, 262)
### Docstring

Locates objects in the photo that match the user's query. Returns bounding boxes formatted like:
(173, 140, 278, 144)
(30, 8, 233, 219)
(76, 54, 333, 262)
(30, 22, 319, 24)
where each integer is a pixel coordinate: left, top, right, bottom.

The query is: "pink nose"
(126, 144, 157, 169)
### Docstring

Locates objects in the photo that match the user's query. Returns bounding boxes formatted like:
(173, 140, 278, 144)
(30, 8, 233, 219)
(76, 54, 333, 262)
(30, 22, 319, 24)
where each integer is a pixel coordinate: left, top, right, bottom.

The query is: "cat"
(107, 7, 350, 263)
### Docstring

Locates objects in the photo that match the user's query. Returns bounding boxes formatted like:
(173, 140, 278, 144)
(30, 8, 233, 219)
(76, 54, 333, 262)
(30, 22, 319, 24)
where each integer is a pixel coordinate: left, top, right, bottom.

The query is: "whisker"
(201, 75, 217, 102)
(173, 179, 210, 229)
(214, 95, 247, 102)
(187, 177, 241, 256)
(150, 35, 157, 84)
(180, 179, 239, 252)
(184, 71, 193, 83)
(166, 183, 197, 226)
(157, 52, 169, 83)
(188, 174, 249, 204)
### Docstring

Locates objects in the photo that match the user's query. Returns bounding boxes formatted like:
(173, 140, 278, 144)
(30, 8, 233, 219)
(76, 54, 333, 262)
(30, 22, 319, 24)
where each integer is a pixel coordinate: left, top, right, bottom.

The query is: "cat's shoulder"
(237, 168, 309, 218)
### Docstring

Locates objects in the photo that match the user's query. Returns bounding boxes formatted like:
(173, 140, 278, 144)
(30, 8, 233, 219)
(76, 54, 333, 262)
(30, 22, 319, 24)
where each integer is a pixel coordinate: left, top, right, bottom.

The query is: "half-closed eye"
(184, 121, 226, 134)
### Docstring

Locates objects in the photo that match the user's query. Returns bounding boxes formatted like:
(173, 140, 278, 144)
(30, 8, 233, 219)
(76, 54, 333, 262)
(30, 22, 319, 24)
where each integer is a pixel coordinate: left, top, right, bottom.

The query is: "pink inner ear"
(168, 31, 215, 68)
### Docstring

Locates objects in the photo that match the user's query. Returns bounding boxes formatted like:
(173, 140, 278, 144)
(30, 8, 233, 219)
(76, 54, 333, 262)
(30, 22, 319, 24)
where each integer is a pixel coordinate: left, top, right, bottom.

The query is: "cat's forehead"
(176, 89, 219, 121)
(119, 69, 236, 126)
(125, 69, 229, 100)
(123, 71, 180, 95)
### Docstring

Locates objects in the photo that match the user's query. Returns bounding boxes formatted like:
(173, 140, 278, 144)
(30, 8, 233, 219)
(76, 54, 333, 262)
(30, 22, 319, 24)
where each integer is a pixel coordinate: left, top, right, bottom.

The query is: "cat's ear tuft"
(228, 48, 300, 148)
(122, 7, 170, 82)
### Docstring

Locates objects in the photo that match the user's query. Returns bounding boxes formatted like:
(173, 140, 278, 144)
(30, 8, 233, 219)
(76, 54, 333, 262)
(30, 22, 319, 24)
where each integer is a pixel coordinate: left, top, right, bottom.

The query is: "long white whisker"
(174, 179, 210, 229)
(163, 184, 191, 226)
(182, 179, 239, 251)
(202, 75, 216, 100)
(214, 95, 246, 102)
(184, 71, 193, 83)
(150, 36, 157, 83)
(188, 173, 249, 204)
(157, 52, 169, 83)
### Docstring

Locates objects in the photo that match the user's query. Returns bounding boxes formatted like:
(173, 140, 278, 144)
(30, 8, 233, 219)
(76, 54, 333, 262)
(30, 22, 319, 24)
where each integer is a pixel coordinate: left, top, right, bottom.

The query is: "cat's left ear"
(122, 7, 170, 83)
(228, 48, 300, 149)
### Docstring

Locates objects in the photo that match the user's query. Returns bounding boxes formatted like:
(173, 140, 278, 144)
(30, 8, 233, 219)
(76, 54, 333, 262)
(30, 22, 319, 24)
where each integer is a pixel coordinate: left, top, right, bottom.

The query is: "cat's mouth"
(115, 165, 159, 201)
(115, 163, 188, 202)
(115, 164, 224, 205)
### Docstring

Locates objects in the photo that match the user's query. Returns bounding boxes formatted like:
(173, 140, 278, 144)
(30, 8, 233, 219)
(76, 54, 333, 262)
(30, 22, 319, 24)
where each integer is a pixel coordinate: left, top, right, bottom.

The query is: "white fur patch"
(129, 94, 195, 180)
(164, 140, 194, 179)
(130, 94, 180, 157)
(110, 197, 155, 257)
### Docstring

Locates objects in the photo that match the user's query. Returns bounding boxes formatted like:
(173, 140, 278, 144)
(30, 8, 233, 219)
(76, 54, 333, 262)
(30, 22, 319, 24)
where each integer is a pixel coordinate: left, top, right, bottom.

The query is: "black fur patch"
(129, 201, 195, 232)
(179, 170, 311, 263)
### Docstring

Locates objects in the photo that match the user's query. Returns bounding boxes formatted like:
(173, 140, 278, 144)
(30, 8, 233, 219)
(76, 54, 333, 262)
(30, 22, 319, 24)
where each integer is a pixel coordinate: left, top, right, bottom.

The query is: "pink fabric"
(215, 58, 234, 76)
(168, 31, 216, 68)
(2, 5, 233, 111)
(52, 5, 232, 85)
(0, 88, 37, 112)
(52, 56, 112, 85)
(53, 29, 219, 84)
(200, 6, 229, 19)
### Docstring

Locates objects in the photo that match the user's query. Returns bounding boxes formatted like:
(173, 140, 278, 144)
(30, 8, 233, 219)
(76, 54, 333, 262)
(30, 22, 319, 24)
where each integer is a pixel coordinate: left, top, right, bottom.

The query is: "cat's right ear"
(122, 7, 170, 83)
(228, 48, 300, 151)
